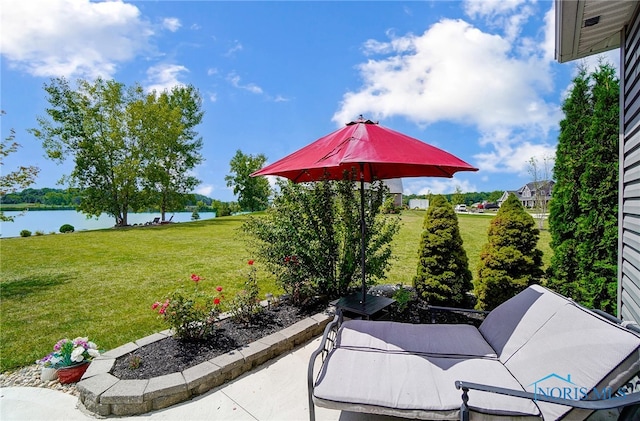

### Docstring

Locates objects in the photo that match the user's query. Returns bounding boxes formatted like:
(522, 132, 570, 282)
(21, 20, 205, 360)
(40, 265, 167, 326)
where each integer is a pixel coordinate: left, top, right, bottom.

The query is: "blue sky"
(1, 0, 619, 202)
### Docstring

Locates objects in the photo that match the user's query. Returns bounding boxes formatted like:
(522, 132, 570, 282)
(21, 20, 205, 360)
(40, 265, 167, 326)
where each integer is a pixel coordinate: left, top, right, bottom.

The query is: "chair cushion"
(504, 302, 640, 420)
(313, 348, 541, 419)
(479, 284, 569, 362)
(338, 320, 497, 358)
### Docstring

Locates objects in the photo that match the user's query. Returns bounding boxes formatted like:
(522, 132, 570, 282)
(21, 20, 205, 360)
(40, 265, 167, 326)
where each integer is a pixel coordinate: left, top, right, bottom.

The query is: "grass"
(0, 210, 552, 372)
(387, 211, 552, 284)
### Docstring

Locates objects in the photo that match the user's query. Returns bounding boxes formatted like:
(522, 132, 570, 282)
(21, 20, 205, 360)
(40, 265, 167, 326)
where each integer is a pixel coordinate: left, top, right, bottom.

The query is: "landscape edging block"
(100, 379, 149, 404)
(79, 308, 334, 416)
(100, 342, 139, 359)
(77, 372, 119, 405)
(135, 332, 169, 348)
(110, 401, 153, 416)
(237, 339, 272, 368)
(143, 372, 187, 401)
(81, 357, 115, 380)
(182, 360, 223, 393)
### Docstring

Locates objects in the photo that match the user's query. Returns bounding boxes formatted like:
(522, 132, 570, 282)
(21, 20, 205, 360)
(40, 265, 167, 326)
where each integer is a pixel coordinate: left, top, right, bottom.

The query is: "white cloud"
(227, 73, 263, 94)
(273, 95, 290, 102)
(403, 178, 478, 196)
(334, 5, 562, 180)
(163, 17, 181, 32)
(207, 67, 218, 76)
(473, 128, 556, 174)
(225, 40, 243, 57)
(463, 0, 528, 20)
(196, 184, 214, 197)
(208, 92, 218, 102)
(542, 2, 556, 62)
(334, 19, 556, 133)
(145, 64, 188, 93)
(579, 52, 621, 77)
(0, 0, 152, 79)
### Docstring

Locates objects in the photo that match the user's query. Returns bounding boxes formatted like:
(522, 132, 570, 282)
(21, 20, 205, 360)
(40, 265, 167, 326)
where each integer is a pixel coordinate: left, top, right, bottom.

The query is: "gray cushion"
(504, 302, 640, 420)
(479, 284, 569, 362)
(338, 320, 497, 358)
(313, 348, 541, 419)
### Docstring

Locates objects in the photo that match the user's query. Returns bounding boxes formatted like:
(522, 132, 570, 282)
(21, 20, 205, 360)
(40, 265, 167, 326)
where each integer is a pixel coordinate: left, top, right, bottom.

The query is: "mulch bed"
(112, 290, 486, 380)
(112, 299, 327, 380)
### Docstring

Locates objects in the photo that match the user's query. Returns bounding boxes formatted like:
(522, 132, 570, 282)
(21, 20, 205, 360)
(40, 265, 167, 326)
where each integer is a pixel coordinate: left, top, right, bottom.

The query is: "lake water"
(0, 210, 216, 238)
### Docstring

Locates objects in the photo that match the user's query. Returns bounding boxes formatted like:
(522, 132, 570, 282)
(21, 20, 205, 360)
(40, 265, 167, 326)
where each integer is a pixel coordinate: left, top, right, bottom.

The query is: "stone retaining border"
(77, 311, 333, 416)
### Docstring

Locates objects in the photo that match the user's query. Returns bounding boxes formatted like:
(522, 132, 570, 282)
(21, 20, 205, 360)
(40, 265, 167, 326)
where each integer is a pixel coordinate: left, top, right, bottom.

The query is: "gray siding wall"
(620, 11, 640, 325)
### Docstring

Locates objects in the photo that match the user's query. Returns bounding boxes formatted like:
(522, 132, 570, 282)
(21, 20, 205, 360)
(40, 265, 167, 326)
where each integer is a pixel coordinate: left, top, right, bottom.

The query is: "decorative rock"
(0, 364, 80, 397)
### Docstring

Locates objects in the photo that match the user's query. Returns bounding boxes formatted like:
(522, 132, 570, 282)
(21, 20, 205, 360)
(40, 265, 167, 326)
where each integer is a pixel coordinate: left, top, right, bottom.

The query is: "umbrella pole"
(359, 164, 366, 305)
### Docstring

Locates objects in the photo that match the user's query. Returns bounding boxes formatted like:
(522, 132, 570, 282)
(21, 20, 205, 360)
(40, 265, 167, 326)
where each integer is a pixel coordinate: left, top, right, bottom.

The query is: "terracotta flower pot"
(57, 362, 89, 384)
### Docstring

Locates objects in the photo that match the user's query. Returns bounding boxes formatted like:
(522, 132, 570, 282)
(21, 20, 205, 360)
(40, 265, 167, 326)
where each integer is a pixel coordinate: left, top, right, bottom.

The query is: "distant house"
(384, 178, 403, 207)
(498, 180, 555, 209)
(363, 178, 403, 207)
(409, 198, 429, 209)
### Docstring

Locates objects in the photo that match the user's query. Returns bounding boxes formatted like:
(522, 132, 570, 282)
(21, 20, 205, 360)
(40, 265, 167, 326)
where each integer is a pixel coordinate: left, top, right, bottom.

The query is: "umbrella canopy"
(251, 118, 477, 182)
(251, 117, 478, 308)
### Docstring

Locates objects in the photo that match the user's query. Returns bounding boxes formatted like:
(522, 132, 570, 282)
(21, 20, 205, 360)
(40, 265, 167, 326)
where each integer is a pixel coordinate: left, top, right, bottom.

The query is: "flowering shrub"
(37, 337, 100, 368)
(152, 274, 224, 340)
(230, 260, 263, 324)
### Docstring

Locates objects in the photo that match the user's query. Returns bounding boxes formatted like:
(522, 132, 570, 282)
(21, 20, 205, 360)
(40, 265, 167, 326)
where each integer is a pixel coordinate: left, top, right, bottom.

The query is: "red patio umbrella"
(252, 117, 478, 309)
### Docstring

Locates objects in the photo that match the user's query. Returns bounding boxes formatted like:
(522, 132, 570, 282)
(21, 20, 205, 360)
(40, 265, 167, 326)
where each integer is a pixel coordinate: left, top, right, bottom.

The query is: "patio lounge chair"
(308, 285, 640, 420)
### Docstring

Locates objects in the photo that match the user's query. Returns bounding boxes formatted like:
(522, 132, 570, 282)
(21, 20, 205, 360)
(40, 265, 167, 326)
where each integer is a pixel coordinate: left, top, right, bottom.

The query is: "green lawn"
(387, 211, 552, 284)
(0, 210, 552, 372)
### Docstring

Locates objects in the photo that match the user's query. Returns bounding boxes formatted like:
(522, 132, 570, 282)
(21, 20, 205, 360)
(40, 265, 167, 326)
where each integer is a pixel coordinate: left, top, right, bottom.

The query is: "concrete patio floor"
(0, 337, 402, 421)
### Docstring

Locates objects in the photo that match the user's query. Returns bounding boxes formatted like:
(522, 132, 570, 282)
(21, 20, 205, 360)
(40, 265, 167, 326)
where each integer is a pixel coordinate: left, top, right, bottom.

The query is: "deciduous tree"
(225, 150, 271, 212)
(1, 111, 40, 221)
(30, 78, 204, 226)
(132, 85, 204, 221)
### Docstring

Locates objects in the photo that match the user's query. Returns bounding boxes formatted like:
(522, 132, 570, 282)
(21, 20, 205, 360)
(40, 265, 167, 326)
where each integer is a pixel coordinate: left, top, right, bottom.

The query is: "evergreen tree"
(413, 195, 472, 306)
(547, 67, 591, 301)
(475, 194, 544, 310)
(548, 63, 619, 313)
(576, 63, 619, 313)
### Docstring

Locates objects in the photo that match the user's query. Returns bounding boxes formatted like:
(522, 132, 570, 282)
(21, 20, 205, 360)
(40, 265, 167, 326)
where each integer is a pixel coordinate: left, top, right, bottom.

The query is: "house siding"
(620, 10, 640, 324)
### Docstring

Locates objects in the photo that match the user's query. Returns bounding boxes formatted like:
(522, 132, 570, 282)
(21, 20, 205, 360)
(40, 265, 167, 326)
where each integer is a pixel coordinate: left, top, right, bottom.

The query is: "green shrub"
(229, 260, 263, 324)
(474, 194, 544, 310)
(151, 274, 224, 340)
(35, 230, 45, 236)
(243, 178, 400, 302)
(393, 285, 414, 313)
(59, 224, 74, 233)
(19, 229, 32, 237)
(413, 195, 472, 306)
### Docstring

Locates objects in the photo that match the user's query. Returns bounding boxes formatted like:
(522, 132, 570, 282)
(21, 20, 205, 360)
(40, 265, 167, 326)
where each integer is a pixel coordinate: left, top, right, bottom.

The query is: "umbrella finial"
(347, 115, 377, 126)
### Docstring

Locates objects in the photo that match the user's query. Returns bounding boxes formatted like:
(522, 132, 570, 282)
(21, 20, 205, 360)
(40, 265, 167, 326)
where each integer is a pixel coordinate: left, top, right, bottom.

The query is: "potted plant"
(36, 353, 59, 382)
(38, 337, 100, 384)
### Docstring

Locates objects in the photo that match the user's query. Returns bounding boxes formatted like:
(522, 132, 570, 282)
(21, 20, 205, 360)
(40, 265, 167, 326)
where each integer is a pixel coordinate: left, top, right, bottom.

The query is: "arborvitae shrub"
(413, 195, 472, 306)
(475, 194, 544, 310)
